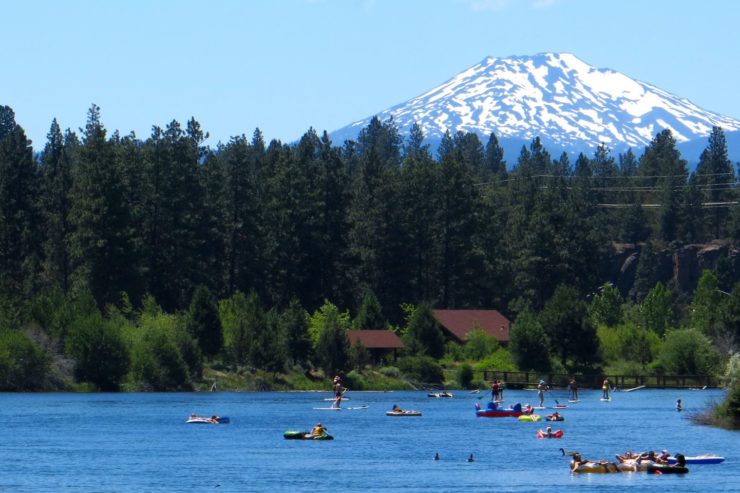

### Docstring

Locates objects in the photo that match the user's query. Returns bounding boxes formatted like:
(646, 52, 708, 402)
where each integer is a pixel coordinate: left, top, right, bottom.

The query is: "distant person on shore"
(676, 399, 682, 412)
(602, 378, 610, 400)
(569, 377, 578, 401)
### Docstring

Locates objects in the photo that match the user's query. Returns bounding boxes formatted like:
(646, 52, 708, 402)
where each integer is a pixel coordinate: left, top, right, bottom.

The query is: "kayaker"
(310, 423, 327, 437)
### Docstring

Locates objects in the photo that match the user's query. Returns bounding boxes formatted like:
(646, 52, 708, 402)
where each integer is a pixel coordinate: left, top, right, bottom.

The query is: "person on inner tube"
(311, 422, 326, 437)
(392, 404, 404, 413)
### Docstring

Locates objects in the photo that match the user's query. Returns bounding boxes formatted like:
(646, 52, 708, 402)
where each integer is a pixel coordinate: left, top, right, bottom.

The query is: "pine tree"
(354, 289, 387, 329)
(404, 301, 445, 358)
(69, 105, 140, 306)
(694, 127, 734, 238)
(484, 132, 506, 176)
(0, 106, 40, 294)
(185, 285, 223, 357)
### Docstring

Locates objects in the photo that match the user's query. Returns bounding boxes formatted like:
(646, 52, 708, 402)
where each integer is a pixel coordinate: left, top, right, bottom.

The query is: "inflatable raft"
(386, 410, 422, 416)
(186, 415, 230, 424)
(667, 455, 724, 465)
(537, 429, 563, 438)
(571, 461, 623, 473)
(475, 402, 529, 417)
(283, 430, 334, 440)
(647, 463, 689, 474)
(518, 414, 542, 422)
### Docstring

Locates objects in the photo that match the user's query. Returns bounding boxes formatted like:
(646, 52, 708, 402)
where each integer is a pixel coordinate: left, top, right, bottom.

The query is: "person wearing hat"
(537, 380, 547, 407)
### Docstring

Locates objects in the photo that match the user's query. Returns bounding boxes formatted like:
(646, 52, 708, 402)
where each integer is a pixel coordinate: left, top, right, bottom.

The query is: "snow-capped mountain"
(330, 53, 740, 159)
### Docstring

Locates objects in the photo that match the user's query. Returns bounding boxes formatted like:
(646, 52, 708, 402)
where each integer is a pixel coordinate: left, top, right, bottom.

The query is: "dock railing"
(481, 370, 716, 389)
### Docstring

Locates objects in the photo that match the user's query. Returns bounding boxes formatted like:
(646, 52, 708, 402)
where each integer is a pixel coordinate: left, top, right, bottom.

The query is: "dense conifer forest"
(0, 104, 738, 413)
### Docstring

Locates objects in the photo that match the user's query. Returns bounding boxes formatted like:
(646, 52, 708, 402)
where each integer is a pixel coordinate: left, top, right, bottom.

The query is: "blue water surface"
(0, 389, 737, 492)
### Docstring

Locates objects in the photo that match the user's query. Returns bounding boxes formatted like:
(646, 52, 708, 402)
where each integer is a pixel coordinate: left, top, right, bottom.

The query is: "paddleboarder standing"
(568, 376, 578, 401)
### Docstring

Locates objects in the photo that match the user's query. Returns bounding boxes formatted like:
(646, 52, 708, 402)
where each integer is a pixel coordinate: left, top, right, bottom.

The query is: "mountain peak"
(330, 53, 740, 155)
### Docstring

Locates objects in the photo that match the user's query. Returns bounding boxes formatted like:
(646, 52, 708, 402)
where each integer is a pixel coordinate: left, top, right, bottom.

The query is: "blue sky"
(4, 0, 740, 148)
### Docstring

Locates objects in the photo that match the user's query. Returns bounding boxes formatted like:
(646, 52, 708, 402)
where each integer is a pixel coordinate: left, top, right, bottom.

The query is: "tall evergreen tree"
(185, 285, 223, 357)
(484, 132, 506, 176)
(38, 120, 75, 292)
(0, 106, 39, 294)
(353, 289, 387, 329)
(694, 127, 734, 238)
(69, 105, 140, 306)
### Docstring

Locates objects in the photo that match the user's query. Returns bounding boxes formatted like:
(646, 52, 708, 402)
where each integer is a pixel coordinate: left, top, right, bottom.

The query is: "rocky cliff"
(611, 241, 739, 299)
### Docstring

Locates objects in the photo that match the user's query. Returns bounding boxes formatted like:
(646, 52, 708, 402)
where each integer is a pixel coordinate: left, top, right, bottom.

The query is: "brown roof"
(432, 309, 511, 343)
(346, 330, 405, 349)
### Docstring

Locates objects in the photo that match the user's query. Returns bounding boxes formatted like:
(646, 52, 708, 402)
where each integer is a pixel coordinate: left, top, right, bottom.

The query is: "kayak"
(283, 430, 334, 440)
(667, 455, 724, 465)
(647, 464, 689, 474)
(518, 414, 542, 422)
(475, 402, 529, 418)
(186, 416, 230, 424)
(386, 410, 422, 416)
(537, 429, 563, 438)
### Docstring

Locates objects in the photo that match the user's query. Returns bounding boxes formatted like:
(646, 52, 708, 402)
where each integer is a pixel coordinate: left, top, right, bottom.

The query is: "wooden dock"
(481, 370, 716, 389)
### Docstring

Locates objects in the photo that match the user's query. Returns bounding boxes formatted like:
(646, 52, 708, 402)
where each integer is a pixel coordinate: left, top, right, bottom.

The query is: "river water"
(1, 389, 737, 492)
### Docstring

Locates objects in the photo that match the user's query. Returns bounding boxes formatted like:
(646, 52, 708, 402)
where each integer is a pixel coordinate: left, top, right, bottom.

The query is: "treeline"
(0, 103, 739, 390)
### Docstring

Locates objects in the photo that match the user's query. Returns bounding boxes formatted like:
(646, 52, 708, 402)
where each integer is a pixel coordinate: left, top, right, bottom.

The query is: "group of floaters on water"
(569, 450, 694, 474)
(192, 373, 717, 474)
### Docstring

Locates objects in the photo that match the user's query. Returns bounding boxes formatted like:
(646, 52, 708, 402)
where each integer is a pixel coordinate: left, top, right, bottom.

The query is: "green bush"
(345, 370, 366, 390)
(130, 330, 191, 391)
(66, 313, 129, 391)
(713, 384, 740, 429)
(656, 328, 721, 375)
(473, 348, 516, 372)
(379, 366, 402, 379)
(397, 355, 444, 384)
(464, 328, 500, 360)
(0, 330, 50, 390)
(457, 363, 474, 388)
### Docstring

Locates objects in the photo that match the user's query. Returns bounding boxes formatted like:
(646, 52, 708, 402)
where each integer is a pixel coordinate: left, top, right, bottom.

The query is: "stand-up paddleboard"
(567, 399, 579, 403)
(600, 398, 611, 402)
(323, 397, 350, 401)
(623, 385, 645, 392)
(313, 406, 369, 411)
(533, 406, 546, 410)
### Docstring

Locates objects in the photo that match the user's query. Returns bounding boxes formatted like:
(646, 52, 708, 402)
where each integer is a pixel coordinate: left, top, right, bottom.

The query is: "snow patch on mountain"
(330, 53, 740, 155)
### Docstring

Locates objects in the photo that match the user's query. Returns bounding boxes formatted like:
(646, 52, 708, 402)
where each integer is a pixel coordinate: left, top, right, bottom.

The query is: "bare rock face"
(611, 241, 738, 299)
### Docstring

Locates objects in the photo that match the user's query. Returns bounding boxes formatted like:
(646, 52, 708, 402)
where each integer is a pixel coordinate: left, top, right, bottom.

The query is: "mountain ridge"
(330, 53, 740, 162)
